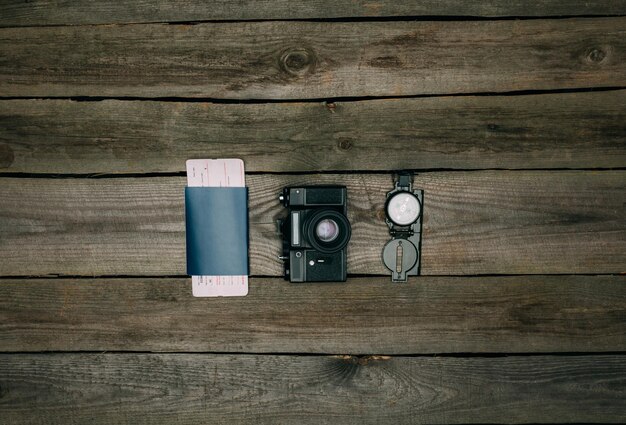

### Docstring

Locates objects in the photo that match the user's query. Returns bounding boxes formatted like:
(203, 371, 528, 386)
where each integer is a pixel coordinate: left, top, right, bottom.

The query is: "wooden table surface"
(1, 1, 625, 423)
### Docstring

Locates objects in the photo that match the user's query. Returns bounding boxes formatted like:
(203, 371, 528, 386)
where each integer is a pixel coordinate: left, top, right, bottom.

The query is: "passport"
(185, 159, 249, 297)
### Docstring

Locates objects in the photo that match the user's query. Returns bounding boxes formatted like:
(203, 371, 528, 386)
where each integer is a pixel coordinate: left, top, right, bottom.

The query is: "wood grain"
(0, 353, 624, 424)
(2, 0, 626, 26)
(0, 18, 624, 98)
(2, 90, 625, 173)
(0, 172, 623, 277)
(0, 276, 624, 353)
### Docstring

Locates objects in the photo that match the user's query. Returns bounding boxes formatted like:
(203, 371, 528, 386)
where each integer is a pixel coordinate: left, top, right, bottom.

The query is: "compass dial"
(386, 192, 421, 226)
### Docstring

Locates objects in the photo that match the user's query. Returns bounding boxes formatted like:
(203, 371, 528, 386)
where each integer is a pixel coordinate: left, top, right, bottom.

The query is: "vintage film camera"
(278, 186, 351, 282)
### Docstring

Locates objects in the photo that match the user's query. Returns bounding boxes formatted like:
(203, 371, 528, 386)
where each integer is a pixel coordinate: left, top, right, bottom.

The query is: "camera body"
(278, 186, 351, 282)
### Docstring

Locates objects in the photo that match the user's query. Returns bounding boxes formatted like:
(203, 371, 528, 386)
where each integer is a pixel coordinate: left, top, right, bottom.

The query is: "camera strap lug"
(275, 219, 284, 234)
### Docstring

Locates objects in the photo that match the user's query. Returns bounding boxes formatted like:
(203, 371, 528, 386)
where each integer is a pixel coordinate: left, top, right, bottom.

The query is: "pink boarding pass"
(186, 158, 248, 297)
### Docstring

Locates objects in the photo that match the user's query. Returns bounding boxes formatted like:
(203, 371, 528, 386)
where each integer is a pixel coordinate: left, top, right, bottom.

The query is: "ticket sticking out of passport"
(185, 158, 248, 297)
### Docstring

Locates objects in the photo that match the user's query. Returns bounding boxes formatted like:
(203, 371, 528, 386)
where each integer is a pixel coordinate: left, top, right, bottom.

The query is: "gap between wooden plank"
(2, 351, 626, 357)
(3, 168, 626, 179)
(3, 15, 626, 30)
(2, 85, 625, 103)
(1, 273, 624, 279)
(1, 0, 625, 26)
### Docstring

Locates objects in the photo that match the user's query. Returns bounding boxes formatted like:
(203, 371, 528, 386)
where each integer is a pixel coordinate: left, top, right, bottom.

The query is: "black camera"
(278, 186, 351, 282)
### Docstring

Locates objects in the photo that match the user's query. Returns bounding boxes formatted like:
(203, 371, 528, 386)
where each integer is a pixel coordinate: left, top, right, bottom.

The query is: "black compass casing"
(382, 173, 423, 282)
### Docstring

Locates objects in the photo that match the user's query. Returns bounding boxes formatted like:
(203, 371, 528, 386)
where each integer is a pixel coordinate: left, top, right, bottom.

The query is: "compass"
(382, 173, 423, 282)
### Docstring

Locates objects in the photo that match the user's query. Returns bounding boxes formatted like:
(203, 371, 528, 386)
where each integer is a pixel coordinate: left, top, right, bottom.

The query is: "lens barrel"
(304, 209, 351, 253)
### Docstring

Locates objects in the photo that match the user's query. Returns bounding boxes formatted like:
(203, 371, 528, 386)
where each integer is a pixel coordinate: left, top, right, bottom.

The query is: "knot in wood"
(279, 47, 316, 76)
(337, 138, 353, 151)
(585, 47, 608, 64)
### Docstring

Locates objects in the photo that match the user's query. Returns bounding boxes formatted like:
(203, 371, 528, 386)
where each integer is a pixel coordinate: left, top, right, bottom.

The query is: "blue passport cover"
(185, 186, 249, 276)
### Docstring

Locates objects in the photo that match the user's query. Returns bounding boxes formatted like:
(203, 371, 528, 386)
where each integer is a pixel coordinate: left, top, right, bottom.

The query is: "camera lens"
(305, 209, 351, 254)
(315, 219, 339, 242)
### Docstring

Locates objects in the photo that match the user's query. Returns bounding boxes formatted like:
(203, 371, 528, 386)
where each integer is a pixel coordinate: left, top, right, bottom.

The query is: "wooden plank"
(2, 0, 626, 26)
(0, 18, 624, 98)
(0, 353, 624, 424)
(0, 276, 624, 353)
(2, 90, 625, 173)
(0, 171, 623, 277)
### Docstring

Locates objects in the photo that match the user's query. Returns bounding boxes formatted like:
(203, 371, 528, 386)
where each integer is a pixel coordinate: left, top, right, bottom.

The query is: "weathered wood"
(2, 0, 626, 26)
(0, 18, 624, 98)
(0, 276, 624, 353)
(0, 172, 623, 276)
(0, 353, 624, 424)
(2, 90, 625, 173)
